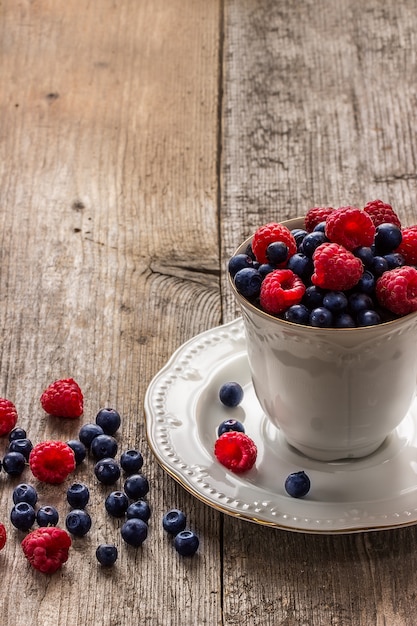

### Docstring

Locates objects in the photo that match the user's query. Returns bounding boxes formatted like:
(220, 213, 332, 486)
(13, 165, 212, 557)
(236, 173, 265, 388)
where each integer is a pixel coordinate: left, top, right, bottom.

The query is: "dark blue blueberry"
(370, 255, 389, 277)
(217, 419, 245, 436)
(10, 502, 36, 531)
(65, 509, 92, 537)
(36, 505, 59, 527)
(244, 243, 256, 260)
(234, 268, 262, 299)
(291, 228, 308, 248)
(228, 254, 253, 278)
(322, 291, 348, 313)
(124, 474, 149, 500)
(66, 439, 87, 465)
(8, 438, 33, 460)
(348, 293, 374, 314)
(353, 246, 374, 268)
(126, 500, 151, 523)
(313, 221, 326, 233)
(95, 407, 121, 436)
(299, 232, 327, 257)
(266, 241, 288, 265)
(78, 423, 104, 448)
(105, 491, 129, 518)
(2, 451, 26, 476)
(384, 252, 405, 270)
(334, 313, 356, 328)
(96, 544, 118, 566)
(94, 458, 121, 485)
(258, 263, 275, 278)
(356, 270, 376, 294)
(356, 309, 382, 326)
(67, 483, 90, 508)
(302, 285, 325, 309)
(12, 483, 38, 506)
(286, 253, 313, 279)
(374, 223, 402, 254)
(120, 449, 144, 474)
(284, 471, 311, 498)
(309, 307, 333, 328)
(284, 304, 310, 325)
(219, 382, 243, 407)
(8, 427, 27, 442)
(174, 530, 199, 556)
(162, 509, 187, 535)
(90, 434, 118, 460)
(121, 518, 148, 547)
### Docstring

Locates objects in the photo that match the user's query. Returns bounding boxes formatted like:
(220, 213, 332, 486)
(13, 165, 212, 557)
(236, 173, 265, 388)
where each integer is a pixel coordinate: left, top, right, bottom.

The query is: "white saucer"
(144, 318, 417, 534)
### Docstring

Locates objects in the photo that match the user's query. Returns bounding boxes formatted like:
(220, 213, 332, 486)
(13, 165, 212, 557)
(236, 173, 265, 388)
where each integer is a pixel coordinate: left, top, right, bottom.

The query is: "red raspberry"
(0, 523, 6, 550)
(214, 431, 257, 473)
(252, 223, 297, 265)
(29, 440, 76, 484)
(312, 242, 363, 291)
(304, 207, 334, 232)
(376, 266, 417, 315)
(363, 199, 401, 228)
(40, 378, 83, 418)
(0, 398, 18, 437)
(395, 226, 417, 265)
(325, 206, 375, 250)
(21, 527, 71, 574)
(260, 269, 305, 314)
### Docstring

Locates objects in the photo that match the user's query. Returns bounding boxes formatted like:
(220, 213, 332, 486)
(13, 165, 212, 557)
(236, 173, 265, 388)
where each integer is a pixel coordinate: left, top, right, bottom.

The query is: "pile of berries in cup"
(0, 378, 199, 574)
(229, 200, 417, 327)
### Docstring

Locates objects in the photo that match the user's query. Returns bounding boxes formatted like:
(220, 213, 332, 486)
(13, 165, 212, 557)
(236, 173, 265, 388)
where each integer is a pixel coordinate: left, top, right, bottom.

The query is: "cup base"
(285, 435, 387, 462)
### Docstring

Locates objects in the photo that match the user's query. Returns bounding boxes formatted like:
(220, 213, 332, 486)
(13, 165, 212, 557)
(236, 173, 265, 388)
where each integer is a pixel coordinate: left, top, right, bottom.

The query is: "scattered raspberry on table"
(0, 398, 18, 437)
(29, 440, 76, 484)
(21, 527, 71, 574)
(40, 378, 83, 418)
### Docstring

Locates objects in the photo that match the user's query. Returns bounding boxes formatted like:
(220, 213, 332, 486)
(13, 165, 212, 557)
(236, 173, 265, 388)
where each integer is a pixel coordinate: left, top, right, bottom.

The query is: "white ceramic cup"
(230, 217, 417, 461)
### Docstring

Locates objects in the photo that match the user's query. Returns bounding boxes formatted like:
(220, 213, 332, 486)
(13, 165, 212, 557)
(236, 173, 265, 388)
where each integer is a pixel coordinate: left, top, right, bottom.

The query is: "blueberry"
(66, 439, 87, 465)
(121, 518, 148, 547)
(95, 407, 121, 436)
(284, 471, 311, 498)
(266, 241, 288, 265)
(36, 505, 59, 527)
(126, 500, 151, 523)
(334, 313, 356, 328)
(284, 304, 310, 325)
(174, 530, 199, 556)
(384, 252, 405, 270)
(370, 255, 389, 277)
(10, 502, 36, 531)
(258, 263, 275, 278)
(105, 491, 129, 517)
(124, 474, 149, 500)
(78, 423, 104, 448)
(8, 427, 27, 442)
(96, 544, 118, 566)
(309, 307, 333, 328)
(90, 434, 118, 460)
(8, 438, 33, 460)
(67, 483, 90, 508)
(218, 382, 243, 407)
(286, 253, 313, 279)
(65, 509, 92, 536)
(356, 270, 376, 294)
(374, 223, 402, 254)
(228, 254, 253, 278)
(94, 458, 121, 485)
(217, 419, 245, 436)
(322, 291, 348, 313)
(291, 228, 308, 247)
(353, 246, 374, 268)
(162, 509, 187, 535)
(2, 451, 26, 476)
(356, 309, 381, 326)
(348, 293, 374, 314)
(302, 285, 325, 309)
(313, 221, 326, 233)
(12, 483, 38, 506)
(120, 449, 144, 474)
(233, 268, 262, 299)
(299, 232, 327, 257)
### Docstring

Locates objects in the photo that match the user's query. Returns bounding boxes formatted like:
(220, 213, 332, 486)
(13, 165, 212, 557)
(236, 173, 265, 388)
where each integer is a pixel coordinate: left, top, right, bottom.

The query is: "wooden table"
(2, 1, 417, 624)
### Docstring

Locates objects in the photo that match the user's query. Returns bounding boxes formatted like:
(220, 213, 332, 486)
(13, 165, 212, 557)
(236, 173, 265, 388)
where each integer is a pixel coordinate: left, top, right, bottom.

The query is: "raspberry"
(376, 266, 417, 315)
(40, 378, 83, 419)
(259, 269, 306, 314)
(0, 398, 18, 437)
(29, 440, 76, 484)
(21, 527, 71, 574)
(214, 431, 257, 473)
(325, 206, 375, 250)
(304, 207, 334, 232)
(363, 199, 401, 228)
(395, 226, 417, 265)
(312, 243, 363, 291)
(0, 523, 6, 550)
(252, 223, 297, 265)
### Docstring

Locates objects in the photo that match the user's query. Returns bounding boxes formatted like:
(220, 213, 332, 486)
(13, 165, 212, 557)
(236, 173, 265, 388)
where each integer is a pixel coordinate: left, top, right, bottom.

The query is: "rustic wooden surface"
(1, 0, 417, 624)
